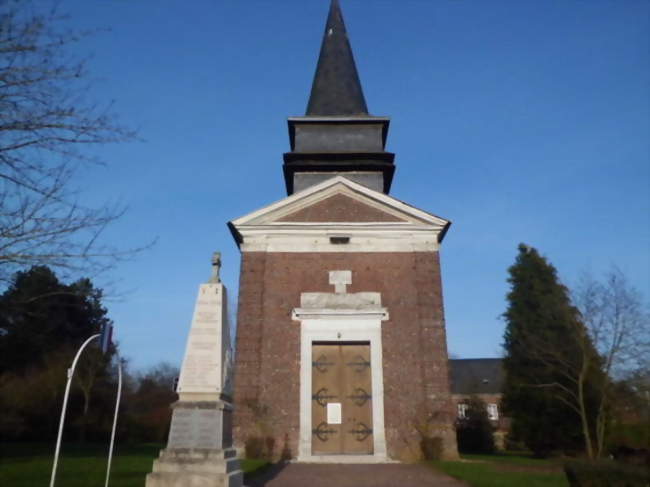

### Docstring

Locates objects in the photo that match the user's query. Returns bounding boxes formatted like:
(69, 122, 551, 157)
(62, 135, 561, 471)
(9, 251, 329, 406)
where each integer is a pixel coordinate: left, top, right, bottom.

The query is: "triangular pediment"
(230, 176, 450, 231)
(277, 193, 407, 223)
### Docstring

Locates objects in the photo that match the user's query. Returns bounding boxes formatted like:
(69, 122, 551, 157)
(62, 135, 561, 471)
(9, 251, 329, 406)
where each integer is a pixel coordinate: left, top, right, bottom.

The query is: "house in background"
(449, 358, 509, 448)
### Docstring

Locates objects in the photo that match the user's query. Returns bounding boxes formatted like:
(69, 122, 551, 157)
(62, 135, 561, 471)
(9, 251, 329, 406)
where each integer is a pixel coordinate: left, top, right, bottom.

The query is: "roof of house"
(449, 358, 504, 395)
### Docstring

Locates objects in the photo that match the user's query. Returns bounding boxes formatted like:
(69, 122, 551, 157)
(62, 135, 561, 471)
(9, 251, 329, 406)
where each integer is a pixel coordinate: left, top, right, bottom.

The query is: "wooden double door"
(311, 343, 373, 455)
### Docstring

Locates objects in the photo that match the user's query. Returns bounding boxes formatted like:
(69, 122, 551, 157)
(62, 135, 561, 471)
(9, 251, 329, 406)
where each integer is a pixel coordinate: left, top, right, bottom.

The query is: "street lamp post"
(49, 323, 122, 487)
(105, 353, 122, 487)
(49, 334, 100, 487)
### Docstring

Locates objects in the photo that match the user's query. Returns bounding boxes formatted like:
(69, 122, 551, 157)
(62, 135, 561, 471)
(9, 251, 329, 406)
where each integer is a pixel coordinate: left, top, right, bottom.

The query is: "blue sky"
(55, 0, 649, 370)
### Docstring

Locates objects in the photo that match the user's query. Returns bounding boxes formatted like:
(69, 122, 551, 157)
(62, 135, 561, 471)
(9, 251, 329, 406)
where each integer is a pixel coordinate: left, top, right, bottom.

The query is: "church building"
(230, 0, 458, 462)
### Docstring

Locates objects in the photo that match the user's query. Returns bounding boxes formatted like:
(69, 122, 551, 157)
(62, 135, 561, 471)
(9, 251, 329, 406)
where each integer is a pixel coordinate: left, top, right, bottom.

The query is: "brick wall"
(233, 251, 458, 461)
(277, 193, 405, 222)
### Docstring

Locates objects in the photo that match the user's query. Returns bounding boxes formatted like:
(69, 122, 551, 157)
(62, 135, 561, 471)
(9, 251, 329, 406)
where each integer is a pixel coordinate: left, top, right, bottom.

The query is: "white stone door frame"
(292, 309, 389, 463)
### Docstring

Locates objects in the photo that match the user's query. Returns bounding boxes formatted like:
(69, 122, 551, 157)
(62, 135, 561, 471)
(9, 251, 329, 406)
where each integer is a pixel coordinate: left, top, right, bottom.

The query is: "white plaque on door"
(327, 403, 342, 424)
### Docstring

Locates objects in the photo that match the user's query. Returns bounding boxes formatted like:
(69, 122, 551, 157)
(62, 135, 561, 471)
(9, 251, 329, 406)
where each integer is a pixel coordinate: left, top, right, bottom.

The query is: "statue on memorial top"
(210, 251, 221, 283)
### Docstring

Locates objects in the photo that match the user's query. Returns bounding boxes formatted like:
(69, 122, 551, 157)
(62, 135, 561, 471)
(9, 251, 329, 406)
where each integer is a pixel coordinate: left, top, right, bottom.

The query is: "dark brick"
(233, 251, 458, 461)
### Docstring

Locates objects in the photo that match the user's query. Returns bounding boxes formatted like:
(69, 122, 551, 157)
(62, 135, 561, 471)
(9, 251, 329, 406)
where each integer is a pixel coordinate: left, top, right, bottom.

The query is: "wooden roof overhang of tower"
(228, 176, 451, 252)
(283, 0, 395, 196)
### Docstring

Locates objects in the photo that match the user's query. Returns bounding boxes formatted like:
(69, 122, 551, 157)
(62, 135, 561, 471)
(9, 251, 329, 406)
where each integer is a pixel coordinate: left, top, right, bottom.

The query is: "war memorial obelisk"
(146, 253, 242, 487)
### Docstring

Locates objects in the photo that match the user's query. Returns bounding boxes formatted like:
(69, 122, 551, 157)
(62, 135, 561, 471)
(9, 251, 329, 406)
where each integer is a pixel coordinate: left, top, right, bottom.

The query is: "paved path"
(246, 463, 467, 487)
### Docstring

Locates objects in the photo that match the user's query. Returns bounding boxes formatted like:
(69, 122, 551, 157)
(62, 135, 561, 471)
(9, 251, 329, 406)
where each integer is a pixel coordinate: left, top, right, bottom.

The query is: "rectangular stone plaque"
(327, 403, 342, 424)
(167, 408, 222, 449)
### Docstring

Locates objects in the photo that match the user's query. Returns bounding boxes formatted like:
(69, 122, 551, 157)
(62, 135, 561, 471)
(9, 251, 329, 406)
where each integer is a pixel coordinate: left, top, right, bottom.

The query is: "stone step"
(152, 458, 240, 475)
(145, 469, 243, 487)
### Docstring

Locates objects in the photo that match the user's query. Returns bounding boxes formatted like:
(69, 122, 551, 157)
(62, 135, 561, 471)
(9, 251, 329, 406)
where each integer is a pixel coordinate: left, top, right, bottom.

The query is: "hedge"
(564, 460, 649, 487)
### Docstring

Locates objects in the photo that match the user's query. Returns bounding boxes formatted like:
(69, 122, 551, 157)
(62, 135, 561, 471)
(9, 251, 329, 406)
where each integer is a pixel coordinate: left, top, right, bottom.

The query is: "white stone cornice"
(237, 220, 445, 251)
(237, 229, 439, 253)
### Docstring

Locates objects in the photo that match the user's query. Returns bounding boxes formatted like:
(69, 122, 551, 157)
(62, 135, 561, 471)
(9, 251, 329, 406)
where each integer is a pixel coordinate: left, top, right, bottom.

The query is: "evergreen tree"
(0, 266, 111, 373)
(502, 244, 601, 457)
(0, 265, 115, 440)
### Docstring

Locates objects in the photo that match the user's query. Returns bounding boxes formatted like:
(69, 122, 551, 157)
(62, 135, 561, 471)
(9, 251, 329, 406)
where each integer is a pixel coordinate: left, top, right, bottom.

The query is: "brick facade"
(233, 251, 458, 461)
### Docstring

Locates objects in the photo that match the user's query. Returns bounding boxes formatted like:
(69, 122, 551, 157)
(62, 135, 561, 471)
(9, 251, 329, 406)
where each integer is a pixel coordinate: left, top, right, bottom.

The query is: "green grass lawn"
(1, 443, 569, 487)
(0, 443, 163, 487)
(432, 453, 570, 487)
(0, 443, 268, 487)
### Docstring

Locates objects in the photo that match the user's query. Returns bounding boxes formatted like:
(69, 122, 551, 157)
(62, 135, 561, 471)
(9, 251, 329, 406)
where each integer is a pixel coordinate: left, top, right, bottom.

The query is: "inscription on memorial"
(177, 284, 226, 393)
(167, 408, 221, 449)
(190, 328, 213, 335)
(196, 311, 218, 322)
(190, 342, 217, 350)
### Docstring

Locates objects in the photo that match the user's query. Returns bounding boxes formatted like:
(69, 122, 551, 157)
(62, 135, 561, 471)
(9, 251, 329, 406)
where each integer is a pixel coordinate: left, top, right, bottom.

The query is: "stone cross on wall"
(329, 270, 351, 294)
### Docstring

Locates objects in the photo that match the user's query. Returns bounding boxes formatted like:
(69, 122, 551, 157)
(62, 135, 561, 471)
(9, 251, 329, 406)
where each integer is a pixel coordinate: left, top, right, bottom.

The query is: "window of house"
(457, 403, 468, 419)
(487, 403, 499, 421)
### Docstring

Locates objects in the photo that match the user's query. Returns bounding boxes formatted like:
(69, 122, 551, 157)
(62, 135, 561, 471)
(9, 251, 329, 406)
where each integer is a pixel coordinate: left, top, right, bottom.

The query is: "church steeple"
(306, 0, 368, 116)
(282, 0, 395, 196)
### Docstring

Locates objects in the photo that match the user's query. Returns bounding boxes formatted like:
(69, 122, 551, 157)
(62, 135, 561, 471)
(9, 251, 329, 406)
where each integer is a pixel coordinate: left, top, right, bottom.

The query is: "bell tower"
(283, 0, 395, 195)
(231, 0, 458, 463)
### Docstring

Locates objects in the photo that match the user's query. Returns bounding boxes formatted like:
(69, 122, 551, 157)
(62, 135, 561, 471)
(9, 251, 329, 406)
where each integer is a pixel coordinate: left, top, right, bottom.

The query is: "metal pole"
(104, 354, 122, 487)
(49, 334, 100, 487)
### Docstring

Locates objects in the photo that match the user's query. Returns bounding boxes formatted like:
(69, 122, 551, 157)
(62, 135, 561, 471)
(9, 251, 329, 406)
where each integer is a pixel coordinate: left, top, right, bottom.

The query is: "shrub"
(420, 436, 443, 460)
(244, 436, 276, 460)
(611, 446, 650, 467)
(280, 433, 292, 461)
(504, 433, 526, 452)
(412, 404, 454, 461)
(456, 396, 495, 454)
(608, 423, 650, 452)
(244, 436, 265, 459)
(564, 460, 650, 487)
(265, 436, 276, 459)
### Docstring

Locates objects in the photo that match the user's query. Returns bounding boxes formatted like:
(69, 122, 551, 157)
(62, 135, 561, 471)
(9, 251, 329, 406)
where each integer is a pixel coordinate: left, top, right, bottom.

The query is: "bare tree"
(573, 268, 650, 458)
(518, 268, 649, 459)
(0, 0, 143, 283)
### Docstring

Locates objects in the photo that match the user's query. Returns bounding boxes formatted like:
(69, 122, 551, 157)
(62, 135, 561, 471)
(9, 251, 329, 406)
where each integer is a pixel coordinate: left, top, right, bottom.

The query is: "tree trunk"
(79, 387, 91, 444)
(595, 385, 609, 458)
(578, 362, 594, 459)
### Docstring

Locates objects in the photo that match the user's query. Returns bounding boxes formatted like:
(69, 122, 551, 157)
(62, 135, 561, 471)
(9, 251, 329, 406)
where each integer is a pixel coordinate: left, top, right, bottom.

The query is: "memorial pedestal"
(146, 400, 242, 487)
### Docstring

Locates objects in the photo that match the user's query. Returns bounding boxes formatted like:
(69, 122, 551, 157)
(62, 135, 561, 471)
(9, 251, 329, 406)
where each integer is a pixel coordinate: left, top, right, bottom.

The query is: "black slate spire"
(306, 0, 368, 116)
